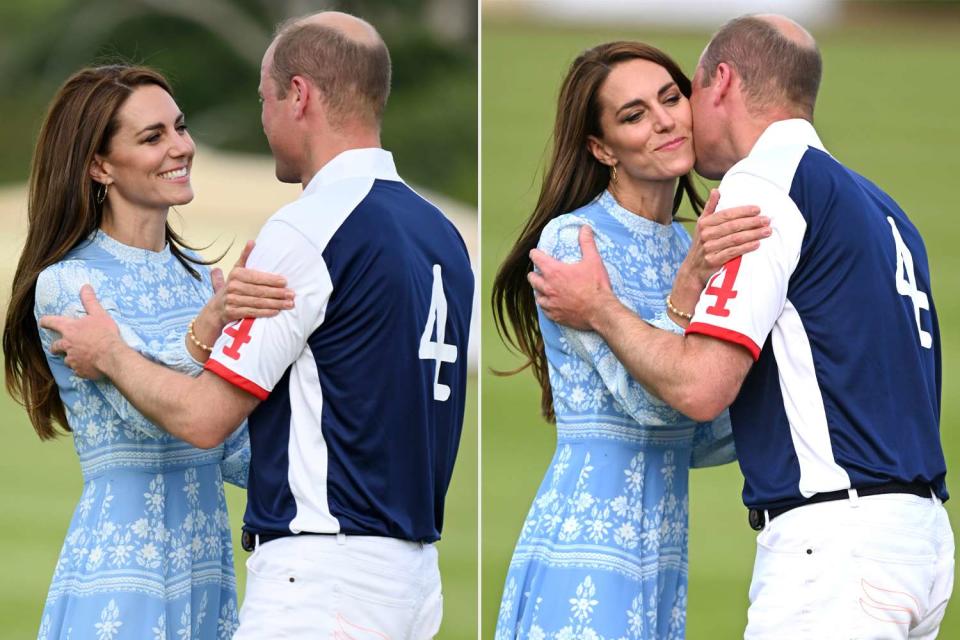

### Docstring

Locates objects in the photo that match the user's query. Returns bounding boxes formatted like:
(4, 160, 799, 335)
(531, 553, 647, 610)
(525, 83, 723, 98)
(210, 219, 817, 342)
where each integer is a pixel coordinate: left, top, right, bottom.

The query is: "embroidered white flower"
(94, 599, 122, 640)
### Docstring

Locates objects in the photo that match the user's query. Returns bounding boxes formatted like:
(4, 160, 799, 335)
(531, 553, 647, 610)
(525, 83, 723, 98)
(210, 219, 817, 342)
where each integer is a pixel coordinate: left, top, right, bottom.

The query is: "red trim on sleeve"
(686, 322, 761, 361)
(204, 358, 270, 400)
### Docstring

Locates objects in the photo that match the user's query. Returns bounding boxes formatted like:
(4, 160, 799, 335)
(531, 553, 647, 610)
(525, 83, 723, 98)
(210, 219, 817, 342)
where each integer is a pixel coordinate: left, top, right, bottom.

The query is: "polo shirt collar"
(750, 118, 828, 156)
(302, 148, 401, 198)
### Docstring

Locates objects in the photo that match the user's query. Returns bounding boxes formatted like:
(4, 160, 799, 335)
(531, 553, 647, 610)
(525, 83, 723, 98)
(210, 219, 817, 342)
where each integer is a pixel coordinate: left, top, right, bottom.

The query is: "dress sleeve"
(690, 411, 737, 468)
(538, 217, 684, 424)
(219, 422, 250, 488)
(153, 266, 213, 376)
(35, 264, 168, 440)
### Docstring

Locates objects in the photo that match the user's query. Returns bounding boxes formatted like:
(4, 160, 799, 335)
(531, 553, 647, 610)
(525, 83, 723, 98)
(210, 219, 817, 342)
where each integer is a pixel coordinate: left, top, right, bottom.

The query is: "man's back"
(687, 119, 946, 510)
(205, 149, 474, 542)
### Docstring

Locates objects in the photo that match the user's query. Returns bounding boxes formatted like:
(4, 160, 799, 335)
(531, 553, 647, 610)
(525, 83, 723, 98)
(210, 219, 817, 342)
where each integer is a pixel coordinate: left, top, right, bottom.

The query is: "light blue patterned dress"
(496, 191, 736, 640)
(33, 230, 250, 640)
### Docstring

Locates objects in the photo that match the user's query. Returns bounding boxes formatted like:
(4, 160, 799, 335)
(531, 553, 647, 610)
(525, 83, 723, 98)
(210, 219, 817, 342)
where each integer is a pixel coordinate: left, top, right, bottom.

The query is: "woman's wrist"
(185, 305, 222, 361)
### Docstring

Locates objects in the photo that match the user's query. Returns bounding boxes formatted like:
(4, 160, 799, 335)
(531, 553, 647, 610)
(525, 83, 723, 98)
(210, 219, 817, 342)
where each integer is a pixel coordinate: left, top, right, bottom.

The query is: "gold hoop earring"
(96, 183, 109, 205)
(610, 165, 618, 184)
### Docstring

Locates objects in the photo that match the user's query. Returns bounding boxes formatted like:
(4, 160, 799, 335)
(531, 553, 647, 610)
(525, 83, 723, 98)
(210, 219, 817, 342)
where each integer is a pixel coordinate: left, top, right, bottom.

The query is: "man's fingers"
(235, 240, 256, 268)
(578, 226, 601, 263)
(528, 248, 558, 274)
(50, 339, 67, 355)
(527, 270, 548, 295)
(79, 285, 106, 316)
(211, 268, 225, 293)
(38, 315, 66, 334)
(703, 189, 721, 216)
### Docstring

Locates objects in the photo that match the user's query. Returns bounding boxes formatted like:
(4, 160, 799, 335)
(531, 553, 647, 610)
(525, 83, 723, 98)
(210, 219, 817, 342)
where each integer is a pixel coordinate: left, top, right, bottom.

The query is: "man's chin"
(693, 160, 724, 182)
(274, 166, 300, 184)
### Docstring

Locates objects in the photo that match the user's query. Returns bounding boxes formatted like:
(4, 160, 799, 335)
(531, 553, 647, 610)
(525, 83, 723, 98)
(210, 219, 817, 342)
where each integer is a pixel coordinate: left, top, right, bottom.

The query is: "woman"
(491, 43, 769, 639)
(2, 66, 292, 639)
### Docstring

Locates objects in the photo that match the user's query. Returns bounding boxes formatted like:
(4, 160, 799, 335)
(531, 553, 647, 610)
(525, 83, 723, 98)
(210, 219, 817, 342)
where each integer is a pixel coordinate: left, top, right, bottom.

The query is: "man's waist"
(241, 527, 436, 552)
(747, 480, 937, 531)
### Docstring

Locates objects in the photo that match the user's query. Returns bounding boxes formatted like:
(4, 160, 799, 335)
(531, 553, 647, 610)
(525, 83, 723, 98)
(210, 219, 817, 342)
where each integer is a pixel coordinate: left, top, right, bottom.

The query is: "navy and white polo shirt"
(686, 119, 946, 510)
(204, 148, 473, 542)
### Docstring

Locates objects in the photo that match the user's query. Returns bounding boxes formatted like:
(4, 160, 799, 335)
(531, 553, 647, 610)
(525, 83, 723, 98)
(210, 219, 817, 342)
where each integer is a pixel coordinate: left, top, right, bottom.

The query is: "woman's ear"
(89, 155, 112, 185)
(586, 135, 616, 169)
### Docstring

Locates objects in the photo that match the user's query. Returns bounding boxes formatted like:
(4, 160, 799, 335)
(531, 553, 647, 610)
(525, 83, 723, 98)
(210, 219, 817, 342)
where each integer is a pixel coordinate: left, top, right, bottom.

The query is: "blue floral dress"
(496, 191, 736, 640)
(33, 230, 250, 640)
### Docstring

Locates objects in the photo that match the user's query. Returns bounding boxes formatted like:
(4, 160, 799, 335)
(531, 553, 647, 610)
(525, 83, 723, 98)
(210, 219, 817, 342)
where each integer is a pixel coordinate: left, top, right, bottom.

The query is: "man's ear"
(586, 135, 616, 169)
(89, 155, 112, 185)
(712, 62, 734, 105)
(290, 75, 310, 119)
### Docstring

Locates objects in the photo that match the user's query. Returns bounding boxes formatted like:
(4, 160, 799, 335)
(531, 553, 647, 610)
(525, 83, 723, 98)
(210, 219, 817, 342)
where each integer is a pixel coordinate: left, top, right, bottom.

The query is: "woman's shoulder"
(35, 258, 98, 315)
(538, 199, 606, 257)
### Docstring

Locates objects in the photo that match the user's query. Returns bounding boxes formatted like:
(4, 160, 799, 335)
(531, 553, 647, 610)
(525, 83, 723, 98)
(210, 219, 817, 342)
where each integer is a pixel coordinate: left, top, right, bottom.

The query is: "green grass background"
(0, 373, 476, 639)
(481, 17, 960, 639)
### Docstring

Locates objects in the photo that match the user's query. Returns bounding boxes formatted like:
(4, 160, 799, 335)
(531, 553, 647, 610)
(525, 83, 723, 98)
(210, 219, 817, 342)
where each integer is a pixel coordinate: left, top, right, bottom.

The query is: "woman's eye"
(624, 111, 644, 123)
(665, 94, 681, 105)
(145, 134, 160, 143)
(176, 124, 189, 133)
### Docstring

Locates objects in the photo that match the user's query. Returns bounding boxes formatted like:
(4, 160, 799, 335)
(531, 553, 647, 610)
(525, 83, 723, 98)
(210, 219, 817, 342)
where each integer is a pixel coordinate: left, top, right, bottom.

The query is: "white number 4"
(419, 264, 458, 401)
(887, 217, 932, 349)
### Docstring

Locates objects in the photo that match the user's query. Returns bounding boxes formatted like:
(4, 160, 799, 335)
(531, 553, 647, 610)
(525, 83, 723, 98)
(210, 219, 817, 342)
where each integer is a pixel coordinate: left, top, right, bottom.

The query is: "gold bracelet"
(187, 317, 213, 353)
(665, 294, 693, 321)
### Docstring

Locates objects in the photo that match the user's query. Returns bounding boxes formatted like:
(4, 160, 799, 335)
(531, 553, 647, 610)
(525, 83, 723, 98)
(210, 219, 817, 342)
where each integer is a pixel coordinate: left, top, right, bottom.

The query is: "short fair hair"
(270, 20, 391, 126)
(700, 15, 822, 118)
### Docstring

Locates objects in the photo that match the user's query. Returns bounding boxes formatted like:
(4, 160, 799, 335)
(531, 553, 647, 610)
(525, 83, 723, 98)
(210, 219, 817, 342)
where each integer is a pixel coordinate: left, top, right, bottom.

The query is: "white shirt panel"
(207, 221, 331, 397)
(687, 171, 807, 359)
(772, 298, 852, 496)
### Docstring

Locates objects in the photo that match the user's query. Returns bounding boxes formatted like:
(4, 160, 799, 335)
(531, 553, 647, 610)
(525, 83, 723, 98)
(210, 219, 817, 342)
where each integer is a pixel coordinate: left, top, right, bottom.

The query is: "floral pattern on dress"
(496, 192, 735, 640)
(34, 230, 249, 639)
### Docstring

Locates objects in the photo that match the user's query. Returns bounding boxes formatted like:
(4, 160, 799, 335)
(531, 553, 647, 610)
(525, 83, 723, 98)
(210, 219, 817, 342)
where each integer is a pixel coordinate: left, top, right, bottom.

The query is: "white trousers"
(234, 534, 443, 640)
(745, 492, 954, 640)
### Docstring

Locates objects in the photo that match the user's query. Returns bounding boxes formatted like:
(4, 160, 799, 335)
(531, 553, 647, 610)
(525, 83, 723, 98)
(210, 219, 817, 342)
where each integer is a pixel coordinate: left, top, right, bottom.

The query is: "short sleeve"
(204, 221, 331, 399)
(686, 172, 807, 360)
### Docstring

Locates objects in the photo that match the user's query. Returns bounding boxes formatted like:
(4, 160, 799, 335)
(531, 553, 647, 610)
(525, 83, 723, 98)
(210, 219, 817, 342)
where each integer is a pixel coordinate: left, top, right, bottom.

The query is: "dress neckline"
(598, 190, 677, 239)
(92, 229, 173, 266)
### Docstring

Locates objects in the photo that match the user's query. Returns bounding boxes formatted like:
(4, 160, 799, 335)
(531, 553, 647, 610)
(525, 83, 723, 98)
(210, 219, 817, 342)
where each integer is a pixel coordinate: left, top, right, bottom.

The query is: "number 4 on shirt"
(704, 256, 743, 317)
(419, 264, 458, 401)
(888, 217, 932, 349)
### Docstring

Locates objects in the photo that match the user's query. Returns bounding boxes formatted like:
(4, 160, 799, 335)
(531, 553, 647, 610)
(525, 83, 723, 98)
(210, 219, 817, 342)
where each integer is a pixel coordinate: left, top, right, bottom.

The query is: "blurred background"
(482, 0, 960, 638)
(0, 1, 477, 638)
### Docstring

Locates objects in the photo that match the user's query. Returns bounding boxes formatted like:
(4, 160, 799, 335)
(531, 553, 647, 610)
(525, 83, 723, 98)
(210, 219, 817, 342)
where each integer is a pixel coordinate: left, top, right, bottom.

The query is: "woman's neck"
(607, 177, 677, 225)
(100, 203, 169, 252)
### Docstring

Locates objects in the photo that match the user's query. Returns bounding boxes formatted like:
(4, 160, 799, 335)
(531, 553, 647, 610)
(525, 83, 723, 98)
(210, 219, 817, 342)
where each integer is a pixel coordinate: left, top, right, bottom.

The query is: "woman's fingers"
(705, 227, 772, 254)
(225, 293, 294, 311)
(225, 307, 282, 320)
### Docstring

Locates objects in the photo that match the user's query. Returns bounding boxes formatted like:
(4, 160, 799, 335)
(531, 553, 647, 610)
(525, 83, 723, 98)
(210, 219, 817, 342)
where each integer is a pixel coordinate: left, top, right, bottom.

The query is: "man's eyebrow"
(136, 113, 184, 135)
(616, 81, 678, 115)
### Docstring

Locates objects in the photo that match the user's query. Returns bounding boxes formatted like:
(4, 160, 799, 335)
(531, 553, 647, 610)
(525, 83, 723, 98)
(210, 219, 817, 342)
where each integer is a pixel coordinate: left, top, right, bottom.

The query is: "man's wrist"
(589, 290, 625, 336)
(97, 334, 128, 379)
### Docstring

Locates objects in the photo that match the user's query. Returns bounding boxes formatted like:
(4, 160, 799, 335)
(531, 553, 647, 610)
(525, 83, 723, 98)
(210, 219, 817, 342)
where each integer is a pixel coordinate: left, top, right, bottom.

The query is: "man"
(529, 14, 953, 639)
(43, 11, 473, 640)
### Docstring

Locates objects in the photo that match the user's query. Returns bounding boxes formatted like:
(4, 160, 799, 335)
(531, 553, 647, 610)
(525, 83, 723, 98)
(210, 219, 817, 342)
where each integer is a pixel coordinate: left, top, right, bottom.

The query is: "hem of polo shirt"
(204, 359, 270, 400)
(686, 322, 761, 361)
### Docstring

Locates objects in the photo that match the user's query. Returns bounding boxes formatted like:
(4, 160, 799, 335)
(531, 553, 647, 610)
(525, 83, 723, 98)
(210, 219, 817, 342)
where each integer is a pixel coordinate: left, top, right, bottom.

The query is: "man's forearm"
(100, 342, 230, 448)
(590, 296, 743, 421)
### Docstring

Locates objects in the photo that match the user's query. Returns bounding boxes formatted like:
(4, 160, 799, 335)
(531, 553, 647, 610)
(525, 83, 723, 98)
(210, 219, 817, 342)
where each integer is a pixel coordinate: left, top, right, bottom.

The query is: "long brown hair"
(491, 42, 704, 422)
(3, 65, 208, 440)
